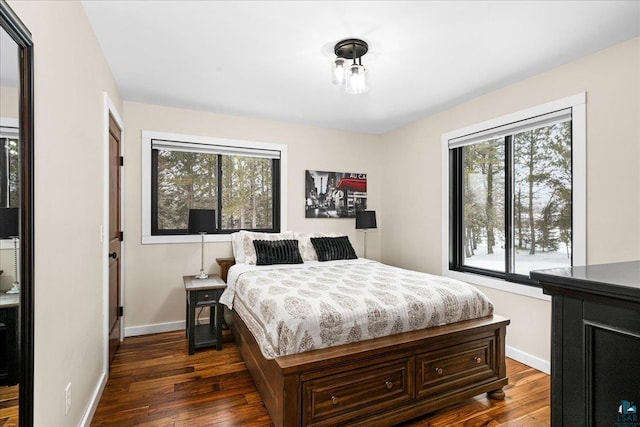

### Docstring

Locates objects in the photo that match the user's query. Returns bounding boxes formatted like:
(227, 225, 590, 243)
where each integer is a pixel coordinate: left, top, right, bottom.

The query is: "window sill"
(142, 234, 232, 245)
(443, 269, 551, 302)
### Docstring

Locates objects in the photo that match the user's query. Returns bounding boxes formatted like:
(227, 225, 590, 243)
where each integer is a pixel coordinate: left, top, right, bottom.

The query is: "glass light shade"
(345, 63, 368, 94)
(331, 57, 346, 85)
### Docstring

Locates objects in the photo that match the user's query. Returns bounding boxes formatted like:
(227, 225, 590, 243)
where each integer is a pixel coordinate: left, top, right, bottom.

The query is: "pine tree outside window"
(444, 94, 585, 290)
(0, 136, 19, 209)
(0, 120, 19, 210)
(141, 131, 287, 244)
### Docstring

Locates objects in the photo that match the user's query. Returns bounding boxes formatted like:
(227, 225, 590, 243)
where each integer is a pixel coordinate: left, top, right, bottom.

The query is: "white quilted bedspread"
(220, 259, 493, 359)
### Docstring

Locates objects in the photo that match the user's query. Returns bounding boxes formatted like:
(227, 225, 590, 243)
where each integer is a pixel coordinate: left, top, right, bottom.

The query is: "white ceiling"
(82, 1, 640, 134)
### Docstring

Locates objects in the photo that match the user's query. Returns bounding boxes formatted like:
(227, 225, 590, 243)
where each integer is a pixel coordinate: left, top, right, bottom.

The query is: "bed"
(216, 232, 509, 426)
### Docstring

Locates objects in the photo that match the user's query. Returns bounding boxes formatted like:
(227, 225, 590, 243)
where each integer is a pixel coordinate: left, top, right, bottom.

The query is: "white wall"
(0, 247, 19, 291)
(8, 1, 123, 425)
(122, 101, 381, 333)
(0, 86, 19, 118)
(380, 37, 640, 366)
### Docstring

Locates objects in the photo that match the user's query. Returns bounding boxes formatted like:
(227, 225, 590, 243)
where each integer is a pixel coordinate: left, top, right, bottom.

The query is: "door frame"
(83, 92, 125, 426)
(102, 94, 125, 366)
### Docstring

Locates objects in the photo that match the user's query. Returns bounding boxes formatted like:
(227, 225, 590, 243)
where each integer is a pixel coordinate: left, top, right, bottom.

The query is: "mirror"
(0, 1, 33, 425)
(0, 17, 21, 420)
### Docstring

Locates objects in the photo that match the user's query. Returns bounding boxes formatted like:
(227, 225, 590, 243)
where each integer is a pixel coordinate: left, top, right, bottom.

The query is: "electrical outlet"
(65, 382, 71, 415)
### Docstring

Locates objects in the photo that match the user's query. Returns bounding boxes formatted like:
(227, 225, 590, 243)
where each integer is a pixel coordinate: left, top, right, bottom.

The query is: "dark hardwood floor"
(0, 383, 19, 426)
(92, 331, 550, 426)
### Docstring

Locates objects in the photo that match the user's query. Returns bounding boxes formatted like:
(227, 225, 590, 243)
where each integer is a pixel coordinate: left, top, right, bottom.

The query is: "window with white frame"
(443, 94, 585, 289)
(142, 131, 287, 244)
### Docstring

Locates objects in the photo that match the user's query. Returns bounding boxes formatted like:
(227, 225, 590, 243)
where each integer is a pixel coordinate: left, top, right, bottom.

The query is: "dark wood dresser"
(531, 261, 640, 427)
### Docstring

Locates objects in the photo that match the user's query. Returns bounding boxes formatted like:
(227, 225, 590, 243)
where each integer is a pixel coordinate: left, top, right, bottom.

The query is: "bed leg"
(487, 388, 505, 400)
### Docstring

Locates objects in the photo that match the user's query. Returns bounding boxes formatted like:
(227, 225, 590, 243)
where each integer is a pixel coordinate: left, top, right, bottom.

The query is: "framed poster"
(305, 170, 367, 218)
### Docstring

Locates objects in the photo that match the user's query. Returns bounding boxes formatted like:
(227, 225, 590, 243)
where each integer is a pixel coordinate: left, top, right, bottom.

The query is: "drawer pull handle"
(331, 396, 339, 405)
(435, 367, 443, 375)
(474, 356, 482, 364)
(385, 381, 393, 390)
(204, 294, 209, 299)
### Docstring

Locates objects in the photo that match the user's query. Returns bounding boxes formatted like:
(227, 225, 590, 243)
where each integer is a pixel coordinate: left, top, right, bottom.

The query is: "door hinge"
(119, 231, 124, 241)
(118, 306, 124, 317)
(120, 156, 124, 167)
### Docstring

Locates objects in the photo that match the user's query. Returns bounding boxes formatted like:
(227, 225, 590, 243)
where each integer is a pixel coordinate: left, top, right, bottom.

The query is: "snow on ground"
(465, 243, 571, 275)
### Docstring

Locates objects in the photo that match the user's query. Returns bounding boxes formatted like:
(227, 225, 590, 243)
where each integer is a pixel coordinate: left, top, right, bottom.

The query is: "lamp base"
(6, 282, 20, 294)
(362, 229, 368, 259)
(194, 272, 209, 280)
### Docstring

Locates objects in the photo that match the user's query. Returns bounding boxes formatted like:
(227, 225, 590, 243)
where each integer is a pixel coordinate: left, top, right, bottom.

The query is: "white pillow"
(230, 232, 246, 263)
(240, 230, 295, 265)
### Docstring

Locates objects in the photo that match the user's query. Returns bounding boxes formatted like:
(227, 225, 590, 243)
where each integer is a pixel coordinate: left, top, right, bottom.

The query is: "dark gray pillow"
(310, 236, 357, 262)
(253, 239, 303, 265)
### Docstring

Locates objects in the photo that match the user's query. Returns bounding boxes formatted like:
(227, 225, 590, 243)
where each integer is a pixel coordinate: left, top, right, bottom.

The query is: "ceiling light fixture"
(331, 38, 369, 94)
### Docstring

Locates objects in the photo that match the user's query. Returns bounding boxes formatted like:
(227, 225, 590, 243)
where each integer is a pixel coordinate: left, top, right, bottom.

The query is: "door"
(108, 114, 122, 367)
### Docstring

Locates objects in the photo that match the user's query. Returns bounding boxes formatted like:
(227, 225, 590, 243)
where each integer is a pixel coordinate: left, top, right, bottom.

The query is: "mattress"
(220, 259, 493, 359)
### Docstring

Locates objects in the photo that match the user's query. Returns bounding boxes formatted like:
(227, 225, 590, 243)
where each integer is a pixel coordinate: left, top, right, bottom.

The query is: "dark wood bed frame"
(217, 258, 510, 427)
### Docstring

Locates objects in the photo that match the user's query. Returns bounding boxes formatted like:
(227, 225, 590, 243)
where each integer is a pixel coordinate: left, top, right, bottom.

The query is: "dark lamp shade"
(355, 210, 377, 230)
(0, 207, 19, 238)
(187, 209, 216, 234)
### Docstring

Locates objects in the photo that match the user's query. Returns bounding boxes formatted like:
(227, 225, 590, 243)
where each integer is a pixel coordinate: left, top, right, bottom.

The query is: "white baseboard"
(79, 370, 107, 427)
(506, 345, 550, 374)
(125, 320, 185, 337)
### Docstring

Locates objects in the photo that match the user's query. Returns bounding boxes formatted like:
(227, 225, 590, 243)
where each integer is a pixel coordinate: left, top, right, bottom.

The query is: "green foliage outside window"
(155, 149, 273, 233)
(461, 121, 572, 275)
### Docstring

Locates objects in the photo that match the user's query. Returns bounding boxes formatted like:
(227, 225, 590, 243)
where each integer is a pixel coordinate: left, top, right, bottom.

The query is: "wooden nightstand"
(183, 275, 226, 355)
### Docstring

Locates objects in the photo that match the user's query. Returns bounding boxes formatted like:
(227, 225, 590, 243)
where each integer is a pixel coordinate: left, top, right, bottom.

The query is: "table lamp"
(188, 209, 216, 279)
(355, 210, 376, 259)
